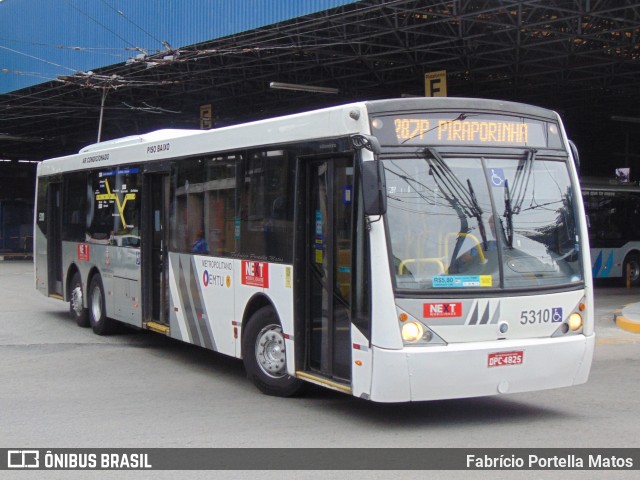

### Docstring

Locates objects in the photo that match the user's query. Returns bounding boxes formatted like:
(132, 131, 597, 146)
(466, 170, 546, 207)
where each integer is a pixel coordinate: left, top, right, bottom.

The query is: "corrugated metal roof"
(0, 0, 358, 93)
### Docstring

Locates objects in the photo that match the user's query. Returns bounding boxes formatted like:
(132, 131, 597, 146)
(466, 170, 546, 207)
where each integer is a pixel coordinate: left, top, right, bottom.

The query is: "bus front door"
(302, 157, 354, 385)
(46, 182, 63, 298)
(143, 173, 170, 330)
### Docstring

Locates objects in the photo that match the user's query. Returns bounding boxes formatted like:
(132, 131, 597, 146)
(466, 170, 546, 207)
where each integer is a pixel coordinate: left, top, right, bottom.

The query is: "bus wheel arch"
(623, 252, 640, 286)
(67, 264, 89, 327)
(241, 297, 303, 397)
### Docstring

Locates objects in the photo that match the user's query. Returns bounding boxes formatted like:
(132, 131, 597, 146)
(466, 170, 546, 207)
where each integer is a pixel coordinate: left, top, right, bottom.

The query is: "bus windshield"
(384, 153, 583, 291)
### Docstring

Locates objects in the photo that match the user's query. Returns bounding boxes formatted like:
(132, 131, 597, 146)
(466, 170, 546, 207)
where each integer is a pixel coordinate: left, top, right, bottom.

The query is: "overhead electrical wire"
(98, 0, 168, 50)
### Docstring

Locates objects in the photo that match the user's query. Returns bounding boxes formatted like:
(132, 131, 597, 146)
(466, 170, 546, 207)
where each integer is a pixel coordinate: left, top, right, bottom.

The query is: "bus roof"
(79, 129, 204, 153)
(37, 101, 373, 176)
(37, 97, 561, 177)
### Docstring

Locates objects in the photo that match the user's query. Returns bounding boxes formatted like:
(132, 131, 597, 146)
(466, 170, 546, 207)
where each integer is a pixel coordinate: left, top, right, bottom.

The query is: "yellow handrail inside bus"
(398, 258, 446, 275)
(444, 232, 486, 263)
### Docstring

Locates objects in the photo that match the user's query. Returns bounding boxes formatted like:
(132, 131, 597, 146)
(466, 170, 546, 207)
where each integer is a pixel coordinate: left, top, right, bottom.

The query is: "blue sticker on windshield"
(433, 275, 493, 288)
(488, 168, 506, 187)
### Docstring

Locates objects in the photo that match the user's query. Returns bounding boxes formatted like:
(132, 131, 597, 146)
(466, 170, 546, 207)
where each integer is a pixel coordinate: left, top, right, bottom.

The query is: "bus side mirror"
(361, 160, 387, 216)
(569, 140, 580, 174)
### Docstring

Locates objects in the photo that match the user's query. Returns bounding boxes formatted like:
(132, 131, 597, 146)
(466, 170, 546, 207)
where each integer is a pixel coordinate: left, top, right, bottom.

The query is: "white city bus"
(34, 98, 594, 402)
(581, 177, 640, 286)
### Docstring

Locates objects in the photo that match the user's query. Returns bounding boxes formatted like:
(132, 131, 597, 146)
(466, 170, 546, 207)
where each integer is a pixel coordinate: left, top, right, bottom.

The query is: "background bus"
(34, 98, 594, 402)
(581, 177, 640, 285)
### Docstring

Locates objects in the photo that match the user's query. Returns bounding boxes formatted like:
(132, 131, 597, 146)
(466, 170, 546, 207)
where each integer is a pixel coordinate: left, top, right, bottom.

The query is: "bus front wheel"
(88, 275, 116, 335)
(69, 272, 89, 327)
(242, 307, 303, 397)
(623, 253, 640, 287)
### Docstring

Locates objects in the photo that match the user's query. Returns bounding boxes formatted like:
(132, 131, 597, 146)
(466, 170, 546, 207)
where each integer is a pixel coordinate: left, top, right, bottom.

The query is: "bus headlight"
(397, 309, 446, 346)
(401, 321, 425, 343)
(568, 312, 583, 331)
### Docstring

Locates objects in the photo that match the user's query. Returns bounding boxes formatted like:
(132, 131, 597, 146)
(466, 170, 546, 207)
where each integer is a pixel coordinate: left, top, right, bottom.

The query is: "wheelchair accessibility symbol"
(489, 168, 506, 187)
(552, 307, 563, 323)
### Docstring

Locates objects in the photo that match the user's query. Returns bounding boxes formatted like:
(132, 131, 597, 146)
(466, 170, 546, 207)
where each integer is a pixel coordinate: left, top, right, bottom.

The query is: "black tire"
(623, 253, 640, 287)
(88, 275, 116, 335)
(242, 306, 303, 397)
(69, 272, 89, 327)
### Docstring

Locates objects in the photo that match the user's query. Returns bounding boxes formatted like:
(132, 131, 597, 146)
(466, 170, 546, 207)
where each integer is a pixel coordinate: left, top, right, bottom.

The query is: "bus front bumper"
(368, 334, 595, 403)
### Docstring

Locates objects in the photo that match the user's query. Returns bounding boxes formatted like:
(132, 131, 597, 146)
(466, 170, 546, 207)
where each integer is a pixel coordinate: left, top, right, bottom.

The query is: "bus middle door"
(142, 171, 170, 333)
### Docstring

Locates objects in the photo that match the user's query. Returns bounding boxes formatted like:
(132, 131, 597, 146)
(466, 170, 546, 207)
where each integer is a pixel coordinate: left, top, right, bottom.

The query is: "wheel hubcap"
(71, 286, 83, 316)
(91, 286, 102, 322)
(630, 261, 640, 282)
(255, 324, 287, 378)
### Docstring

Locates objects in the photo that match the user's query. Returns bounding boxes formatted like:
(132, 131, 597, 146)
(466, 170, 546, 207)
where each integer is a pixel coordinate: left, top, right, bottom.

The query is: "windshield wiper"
(502, 148, 537, 248)
(467, 179, 487, 251)
(510, 148, 537, 214)
(502, 179, 514, 248)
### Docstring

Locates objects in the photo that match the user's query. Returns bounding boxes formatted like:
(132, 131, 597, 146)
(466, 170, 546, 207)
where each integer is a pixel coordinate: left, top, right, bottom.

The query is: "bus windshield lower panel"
(384, 155, 583, 291)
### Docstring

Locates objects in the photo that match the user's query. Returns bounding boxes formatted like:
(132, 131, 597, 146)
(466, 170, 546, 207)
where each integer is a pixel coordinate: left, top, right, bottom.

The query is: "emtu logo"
(8, 450, 39, 468)
(202, 270, 226, 288)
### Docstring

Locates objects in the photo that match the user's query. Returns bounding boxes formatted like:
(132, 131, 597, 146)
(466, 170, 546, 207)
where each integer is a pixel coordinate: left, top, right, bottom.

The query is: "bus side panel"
(233, 260, 295, 370)
(591, 248, 618, 279)
(61, 241, 79, 301)
(111, 244, 142, 326)
(65, 242, 142, 326)
(351, 324, 373, 399)
(591, 244, 640, 280)
(259, 263, 295, 374)
(168, 252, 236, 357)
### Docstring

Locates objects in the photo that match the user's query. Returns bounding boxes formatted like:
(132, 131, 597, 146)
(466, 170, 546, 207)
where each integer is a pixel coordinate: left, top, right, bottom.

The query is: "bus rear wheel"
(623, 253, 640, 287)
(69, 272, 89, 327)
(242, 306, 303, 397)
(88, 275, 116, 335)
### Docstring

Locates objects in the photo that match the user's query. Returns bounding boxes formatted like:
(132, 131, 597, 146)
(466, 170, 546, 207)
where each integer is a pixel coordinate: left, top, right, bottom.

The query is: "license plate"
(487, 350, 524, 367)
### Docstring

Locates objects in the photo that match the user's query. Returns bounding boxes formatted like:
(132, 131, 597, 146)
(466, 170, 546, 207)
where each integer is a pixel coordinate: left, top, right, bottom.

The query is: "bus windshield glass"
(384, 154, 583, 291)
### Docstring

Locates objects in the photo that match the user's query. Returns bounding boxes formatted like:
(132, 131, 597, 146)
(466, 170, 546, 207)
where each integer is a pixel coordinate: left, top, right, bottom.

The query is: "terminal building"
(1, 0, 639, 254)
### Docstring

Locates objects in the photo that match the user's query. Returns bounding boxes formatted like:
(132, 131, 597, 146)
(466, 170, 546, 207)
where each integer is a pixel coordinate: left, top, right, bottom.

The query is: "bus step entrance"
(295, 371, 352, 395)
(144, 321, 170, 335)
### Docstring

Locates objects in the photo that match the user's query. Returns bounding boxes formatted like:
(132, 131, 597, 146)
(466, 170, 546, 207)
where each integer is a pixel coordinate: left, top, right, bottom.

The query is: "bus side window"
(171, 157, 206, 254)
(62, 172, 88, 242)
(238, 149, 295, 263)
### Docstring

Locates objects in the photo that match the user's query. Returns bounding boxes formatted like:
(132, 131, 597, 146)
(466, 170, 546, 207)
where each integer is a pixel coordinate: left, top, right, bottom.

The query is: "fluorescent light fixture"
(611, 116, 640, 124)
(269, 82, 339, 94)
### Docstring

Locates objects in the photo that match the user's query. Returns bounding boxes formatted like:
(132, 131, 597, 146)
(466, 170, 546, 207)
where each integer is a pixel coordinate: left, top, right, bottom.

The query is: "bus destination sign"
(371, 113, 552, 147)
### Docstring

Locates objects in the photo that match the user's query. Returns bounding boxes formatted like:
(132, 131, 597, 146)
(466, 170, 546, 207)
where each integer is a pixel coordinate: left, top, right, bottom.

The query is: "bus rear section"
(358, 98, 594, 402)
(581, 178, 640, 285)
